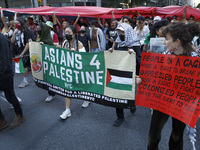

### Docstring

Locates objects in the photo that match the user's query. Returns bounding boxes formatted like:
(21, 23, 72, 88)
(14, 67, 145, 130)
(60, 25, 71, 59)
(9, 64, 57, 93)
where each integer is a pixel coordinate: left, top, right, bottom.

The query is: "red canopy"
(0, 6, 114, 17)
(156, 5, 200, 19)
(1, 5, 200, 19)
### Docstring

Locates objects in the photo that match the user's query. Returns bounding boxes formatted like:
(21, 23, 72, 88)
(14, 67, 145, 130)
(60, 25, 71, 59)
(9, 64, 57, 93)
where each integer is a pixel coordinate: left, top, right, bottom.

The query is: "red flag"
(12, 57, 21, 63)
(106, 69, 112, 86)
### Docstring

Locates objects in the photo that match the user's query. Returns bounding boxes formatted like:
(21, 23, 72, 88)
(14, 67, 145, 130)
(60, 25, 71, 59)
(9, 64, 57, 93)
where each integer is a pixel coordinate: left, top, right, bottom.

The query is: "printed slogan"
(29, 42, 136, 109)
(136, 52, 200, 128)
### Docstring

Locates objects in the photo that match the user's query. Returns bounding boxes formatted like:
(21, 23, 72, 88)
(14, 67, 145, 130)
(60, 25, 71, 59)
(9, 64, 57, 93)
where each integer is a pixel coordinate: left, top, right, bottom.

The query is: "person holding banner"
(147, 22, 200, 150)
(0, 32, 25, 130)
(109, 23, 142, 127)
(35, 22, 57, 102)
(60, 25, 90, 120)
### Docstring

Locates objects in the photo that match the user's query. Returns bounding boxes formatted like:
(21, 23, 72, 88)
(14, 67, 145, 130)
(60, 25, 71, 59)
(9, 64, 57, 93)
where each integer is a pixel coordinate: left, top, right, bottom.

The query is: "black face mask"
(36, 29, 42, 35)
(119, 34, 125, 41)
(80, 30, 86, 33)
(65, 34, 73, 41)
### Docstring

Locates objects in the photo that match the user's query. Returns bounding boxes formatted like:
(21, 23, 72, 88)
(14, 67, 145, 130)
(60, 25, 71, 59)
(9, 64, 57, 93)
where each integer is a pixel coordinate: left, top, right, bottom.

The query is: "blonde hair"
(136, 20, 145, 34)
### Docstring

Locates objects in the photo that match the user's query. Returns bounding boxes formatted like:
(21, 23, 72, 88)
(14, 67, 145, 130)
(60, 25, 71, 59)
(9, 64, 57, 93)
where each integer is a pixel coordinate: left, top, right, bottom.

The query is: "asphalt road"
(0, 73, 199, 150)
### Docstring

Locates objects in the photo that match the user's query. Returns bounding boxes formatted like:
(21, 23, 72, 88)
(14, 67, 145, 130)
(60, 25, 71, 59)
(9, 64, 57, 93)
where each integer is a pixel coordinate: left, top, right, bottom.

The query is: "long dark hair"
(16, 17, 28, 33)
(67, 25, 79, 51)
(163, 22, 200, 56)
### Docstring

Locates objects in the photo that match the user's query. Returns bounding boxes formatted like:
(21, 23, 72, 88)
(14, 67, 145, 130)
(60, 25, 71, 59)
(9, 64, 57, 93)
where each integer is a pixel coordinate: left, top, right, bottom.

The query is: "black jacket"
(0, 33, 13, 79)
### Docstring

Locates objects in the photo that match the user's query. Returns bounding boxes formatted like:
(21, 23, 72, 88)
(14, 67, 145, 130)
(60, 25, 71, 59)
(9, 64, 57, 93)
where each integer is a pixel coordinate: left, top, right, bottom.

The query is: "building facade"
(0, 0, 106, 8)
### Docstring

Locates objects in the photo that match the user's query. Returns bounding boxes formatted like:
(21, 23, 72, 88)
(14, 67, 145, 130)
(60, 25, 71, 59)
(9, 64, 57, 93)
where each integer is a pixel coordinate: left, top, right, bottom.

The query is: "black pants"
(0, 76, 23, 120)
(48, 90, 55, 96)
(148, 110, 186, 150)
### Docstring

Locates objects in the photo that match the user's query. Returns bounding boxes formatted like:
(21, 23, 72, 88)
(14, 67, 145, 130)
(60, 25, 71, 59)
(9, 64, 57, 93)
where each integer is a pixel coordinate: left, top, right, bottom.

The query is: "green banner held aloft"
(29, 42, 136, 109)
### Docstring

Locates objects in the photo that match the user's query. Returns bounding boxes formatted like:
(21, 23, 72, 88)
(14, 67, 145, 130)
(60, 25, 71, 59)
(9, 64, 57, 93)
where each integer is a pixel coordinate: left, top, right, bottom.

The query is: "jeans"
(148, 110, 186, 150)
(0, 76, 23, 120)
(91, 48, 100, 52)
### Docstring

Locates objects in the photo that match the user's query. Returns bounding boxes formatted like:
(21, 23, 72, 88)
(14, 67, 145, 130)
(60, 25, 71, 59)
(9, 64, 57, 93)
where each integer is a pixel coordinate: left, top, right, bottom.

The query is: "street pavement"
(0, 73, 199, 150)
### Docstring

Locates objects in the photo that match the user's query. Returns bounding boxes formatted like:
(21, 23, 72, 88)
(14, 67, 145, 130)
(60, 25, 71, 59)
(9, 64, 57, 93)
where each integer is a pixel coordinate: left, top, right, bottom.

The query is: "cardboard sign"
(136, 52, 200, 128)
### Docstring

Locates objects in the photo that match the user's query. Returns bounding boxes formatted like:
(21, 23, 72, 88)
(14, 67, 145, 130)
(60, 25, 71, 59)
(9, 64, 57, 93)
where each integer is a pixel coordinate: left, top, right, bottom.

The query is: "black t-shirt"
(78, 33, 90, 52)
(106, 27, 117, 48)
(15, 29, 32, 55)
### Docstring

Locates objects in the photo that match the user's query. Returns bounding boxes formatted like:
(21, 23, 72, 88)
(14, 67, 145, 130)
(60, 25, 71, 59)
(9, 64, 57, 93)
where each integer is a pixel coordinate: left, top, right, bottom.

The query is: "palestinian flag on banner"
(12, 57, 25, 73)
(106, 68, 133, 91)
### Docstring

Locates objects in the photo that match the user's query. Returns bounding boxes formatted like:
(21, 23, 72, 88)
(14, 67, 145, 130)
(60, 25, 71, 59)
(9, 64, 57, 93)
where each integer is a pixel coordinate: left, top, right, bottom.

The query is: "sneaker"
(114, 118, 124, 127)
(9, 97, 22, 109)
(18, 81, 28, 88)
(82, 101, 90, 108)
(60, 109, 71, 120)
(130, 106, 136, 114)
(9, 114, 25, 129)
(0, 119, 8, 130)
(45, 96, 55, 102)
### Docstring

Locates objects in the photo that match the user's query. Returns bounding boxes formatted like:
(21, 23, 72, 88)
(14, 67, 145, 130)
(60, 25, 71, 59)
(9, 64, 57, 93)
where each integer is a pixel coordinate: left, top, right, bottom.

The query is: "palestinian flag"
(106, 68, 133, 91)
(12, 57, 25, 73)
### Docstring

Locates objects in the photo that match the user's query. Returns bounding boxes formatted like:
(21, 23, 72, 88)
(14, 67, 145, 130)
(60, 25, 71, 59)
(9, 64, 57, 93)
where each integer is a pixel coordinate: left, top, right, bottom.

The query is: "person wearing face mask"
(147, 22, 200, 150)
(109, 23, 142, 127)
(60, 25, 90, 120)
(11, 17, 33, 88)
(78, 26, 90, 52)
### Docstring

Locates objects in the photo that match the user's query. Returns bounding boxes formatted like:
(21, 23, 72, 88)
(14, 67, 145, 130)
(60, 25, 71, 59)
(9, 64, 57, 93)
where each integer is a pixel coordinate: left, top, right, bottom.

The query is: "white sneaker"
(82, 101, 90, 108)
(18, 81, 28, 88)
(60, 109, 71, 120)
(45, 96, 55, 102)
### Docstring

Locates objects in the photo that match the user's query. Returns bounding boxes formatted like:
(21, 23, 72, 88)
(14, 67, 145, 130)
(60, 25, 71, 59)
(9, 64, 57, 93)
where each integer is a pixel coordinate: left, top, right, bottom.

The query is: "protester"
(36, 22, 57, 102)
(89, 20, 106, 52)
(106, 18, 117, 49)
(60, 25, 90, 120)
(97, 17, 109, 49)
(78, 25, 90, 52)
(27, 15, 37, 40)
(11, 17, 32, 88)
(46, 21, 59, 46)
(143, 20, 169, 52)
(147, 22, 200, 150)
(0, 32, 25, 130)
(133, 16, 150, 52)
(121, 16, 133, 27)
(109, 23, 141, 127)
(1, 10, 13, 40)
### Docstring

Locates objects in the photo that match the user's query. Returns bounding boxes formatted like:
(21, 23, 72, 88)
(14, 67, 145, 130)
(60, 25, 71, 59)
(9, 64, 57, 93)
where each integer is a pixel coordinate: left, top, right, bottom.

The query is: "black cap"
(136, 16, 145, 22)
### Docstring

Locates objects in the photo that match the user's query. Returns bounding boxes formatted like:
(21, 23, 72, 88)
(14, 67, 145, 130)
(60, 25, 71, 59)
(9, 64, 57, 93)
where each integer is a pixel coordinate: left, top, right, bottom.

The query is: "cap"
(28, 15, 34, 20)
(154, 16, 162, 22)
(136, 16, 145, 22)
(46, 21, 53, 28)
(116, 26, 124, 31)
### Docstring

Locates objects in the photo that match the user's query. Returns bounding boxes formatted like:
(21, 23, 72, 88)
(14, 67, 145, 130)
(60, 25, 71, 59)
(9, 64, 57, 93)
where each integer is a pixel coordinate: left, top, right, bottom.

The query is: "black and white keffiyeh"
(115, 23, 135, 48)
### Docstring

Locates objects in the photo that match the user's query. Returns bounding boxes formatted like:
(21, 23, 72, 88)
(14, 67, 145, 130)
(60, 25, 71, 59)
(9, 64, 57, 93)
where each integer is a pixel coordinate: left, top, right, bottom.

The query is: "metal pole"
(34, 0, 39, 7)
(43, 0, 47, 6)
